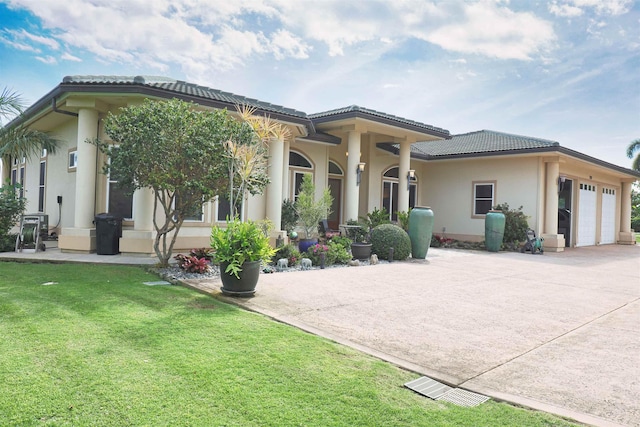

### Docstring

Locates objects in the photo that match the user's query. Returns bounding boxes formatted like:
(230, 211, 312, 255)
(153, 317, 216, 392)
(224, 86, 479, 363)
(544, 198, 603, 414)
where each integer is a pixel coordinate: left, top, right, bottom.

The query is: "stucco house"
(3, 75, 638, 255)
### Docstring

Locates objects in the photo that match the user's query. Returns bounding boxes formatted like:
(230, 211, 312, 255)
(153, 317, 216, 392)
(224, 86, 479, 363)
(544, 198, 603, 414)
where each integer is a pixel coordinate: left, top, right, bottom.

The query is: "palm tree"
(0, 87, 59, 163)
(626, 138, 640, 172)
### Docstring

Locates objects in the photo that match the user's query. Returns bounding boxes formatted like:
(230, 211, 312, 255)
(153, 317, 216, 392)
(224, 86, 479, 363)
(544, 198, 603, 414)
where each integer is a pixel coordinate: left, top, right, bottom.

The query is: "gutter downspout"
(51, 97, 78, 117)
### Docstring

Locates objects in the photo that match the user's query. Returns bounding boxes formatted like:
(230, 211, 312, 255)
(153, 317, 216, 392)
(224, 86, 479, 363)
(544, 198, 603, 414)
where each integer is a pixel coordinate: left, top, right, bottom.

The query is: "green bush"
(0, 233, 17, 252)
(272, 243, 301, 267)
(328, 240, 351, 265)
(370, 224, 411, 260)
(360, 207, 391, 230)
(281, 199, 299, 235)
(0, 183, 26, 251)
(396, 209, 411, 232)
(330, 235, 352, 251)
(492, 203, 529, 245)
(345, 219, 368, 243)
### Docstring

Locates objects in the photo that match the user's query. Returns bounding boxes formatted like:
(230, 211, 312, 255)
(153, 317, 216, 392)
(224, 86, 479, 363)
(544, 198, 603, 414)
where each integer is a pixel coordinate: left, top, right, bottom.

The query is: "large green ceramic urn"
(484, 210, 506, 252)
(408, 206, 434, 259)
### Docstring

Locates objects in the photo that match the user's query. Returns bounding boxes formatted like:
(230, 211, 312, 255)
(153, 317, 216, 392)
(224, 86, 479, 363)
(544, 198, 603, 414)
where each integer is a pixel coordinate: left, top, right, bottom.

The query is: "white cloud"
(424, 1, 556, 60)
(13, 29, 60, 50)
(549, 0, 633, 16)
(35, 55, 56, 64)
(61, 52, 82, 62)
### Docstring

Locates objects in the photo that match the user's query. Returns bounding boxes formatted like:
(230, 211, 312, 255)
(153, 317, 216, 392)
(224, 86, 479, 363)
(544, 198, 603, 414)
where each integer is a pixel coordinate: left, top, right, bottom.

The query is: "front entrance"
(558, 178, 572, 247)
(327, 178, 342, 230)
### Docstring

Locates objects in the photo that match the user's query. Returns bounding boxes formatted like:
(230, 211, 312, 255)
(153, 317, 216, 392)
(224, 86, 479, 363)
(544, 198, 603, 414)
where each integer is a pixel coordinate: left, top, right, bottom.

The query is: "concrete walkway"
(216, 245, 640, 427)
(2, 245, 639, 426)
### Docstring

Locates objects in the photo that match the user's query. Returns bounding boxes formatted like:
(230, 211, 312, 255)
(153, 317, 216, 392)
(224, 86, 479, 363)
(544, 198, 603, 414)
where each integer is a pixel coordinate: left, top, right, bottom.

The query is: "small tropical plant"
(174, 254, 211, 274)
(295, 174, 333, 239)
(396, 209, 411, 232)
(211, 218, 276, 278)
(345, 219, 369, 243)
(360, 207, 391, 231)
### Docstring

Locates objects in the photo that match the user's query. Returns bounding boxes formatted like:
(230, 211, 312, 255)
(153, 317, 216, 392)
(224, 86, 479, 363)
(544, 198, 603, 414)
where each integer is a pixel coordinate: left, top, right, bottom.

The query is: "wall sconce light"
(407, 169, 415, 191)
(356, 162, 366, 185)
(558, 175, 566, 192)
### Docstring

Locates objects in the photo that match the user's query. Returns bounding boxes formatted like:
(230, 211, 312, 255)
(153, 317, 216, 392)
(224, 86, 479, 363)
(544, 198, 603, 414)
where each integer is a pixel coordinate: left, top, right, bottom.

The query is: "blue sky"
(1, 0, 638, 168)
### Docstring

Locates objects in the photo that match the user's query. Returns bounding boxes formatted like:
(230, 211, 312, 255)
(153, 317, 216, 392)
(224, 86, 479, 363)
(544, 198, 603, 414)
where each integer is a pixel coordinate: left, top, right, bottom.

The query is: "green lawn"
(0, 262, 577, 426)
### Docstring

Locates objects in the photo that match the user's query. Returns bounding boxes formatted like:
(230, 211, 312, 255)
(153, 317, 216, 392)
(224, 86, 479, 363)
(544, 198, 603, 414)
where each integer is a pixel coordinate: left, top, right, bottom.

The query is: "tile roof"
(61, 75, 308, 119)
(309, 105, 450, 137)
(410, 129, 560, 157)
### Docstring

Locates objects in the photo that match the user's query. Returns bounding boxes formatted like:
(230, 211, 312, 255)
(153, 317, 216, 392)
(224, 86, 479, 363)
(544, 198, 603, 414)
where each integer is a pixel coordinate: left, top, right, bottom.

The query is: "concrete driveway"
(222, 245, 640, 427)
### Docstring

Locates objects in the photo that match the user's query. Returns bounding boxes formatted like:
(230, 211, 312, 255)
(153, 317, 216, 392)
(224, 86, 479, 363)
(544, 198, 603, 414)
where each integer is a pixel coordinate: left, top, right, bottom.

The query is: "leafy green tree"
(0, 87, 58, 162)
(99, 98, 246, 267)
(295, 174, 332, 239)
(0, 181, 26, 251)
(631, 186, 640, 232)
(626, 138, 640, 171)
(493, 202, 529, 246)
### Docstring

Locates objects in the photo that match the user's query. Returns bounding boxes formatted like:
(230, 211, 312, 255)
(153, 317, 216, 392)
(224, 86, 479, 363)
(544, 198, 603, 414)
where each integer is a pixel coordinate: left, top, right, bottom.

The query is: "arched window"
(289, 150, 313, 200)
(328, 160, 343, 176)
(381, 166, 417, 221)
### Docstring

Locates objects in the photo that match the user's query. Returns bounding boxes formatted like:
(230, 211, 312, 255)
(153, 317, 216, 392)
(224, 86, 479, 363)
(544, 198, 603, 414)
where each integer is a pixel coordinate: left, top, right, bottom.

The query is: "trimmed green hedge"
(370, 224, 411, 260)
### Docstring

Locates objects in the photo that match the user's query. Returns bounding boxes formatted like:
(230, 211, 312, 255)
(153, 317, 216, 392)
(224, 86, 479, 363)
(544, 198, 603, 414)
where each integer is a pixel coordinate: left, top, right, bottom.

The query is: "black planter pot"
(219, 260, 261, 297)
(351, 242, 372, 260)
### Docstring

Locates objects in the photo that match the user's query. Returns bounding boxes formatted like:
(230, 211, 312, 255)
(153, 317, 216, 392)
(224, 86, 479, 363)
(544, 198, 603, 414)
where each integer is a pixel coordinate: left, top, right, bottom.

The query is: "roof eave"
(312, 110, 450, 139)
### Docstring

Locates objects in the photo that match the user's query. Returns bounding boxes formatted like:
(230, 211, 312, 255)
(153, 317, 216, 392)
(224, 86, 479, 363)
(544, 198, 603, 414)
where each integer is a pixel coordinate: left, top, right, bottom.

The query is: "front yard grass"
(0, 262, 577, 426)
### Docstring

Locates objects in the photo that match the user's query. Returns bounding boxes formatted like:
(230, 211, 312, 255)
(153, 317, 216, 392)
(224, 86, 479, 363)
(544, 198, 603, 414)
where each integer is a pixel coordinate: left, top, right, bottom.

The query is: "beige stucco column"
(345, 131, 362, 222)
(282, 139, 290, 201)
(397, 141, 411, 214)
(618, 181, 636, 244)
(59, 108, 99, 252)
(542, 159, 564, 251)
(74, 108, 99, 228)
(266, 137, 285, 232)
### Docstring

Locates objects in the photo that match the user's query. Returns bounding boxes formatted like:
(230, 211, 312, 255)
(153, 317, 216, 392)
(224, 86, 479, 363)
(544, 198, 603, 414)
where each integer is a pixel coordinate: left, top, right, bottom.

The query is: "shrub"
(360, 207, 391, 230)
(345, 219, 369, 243)
(492, 203, 529, 245)
(0, 182, 26, 251)
(327, 240, 351, 265)
(189, 247, 214, 262)
(0, 233, 17, 252)
(330, 235, 352, 252)
(272, 243, 301, 267)
(397, 209, 411, 232)
(370, 223, 411, 261)
(306, 243, 329, 266)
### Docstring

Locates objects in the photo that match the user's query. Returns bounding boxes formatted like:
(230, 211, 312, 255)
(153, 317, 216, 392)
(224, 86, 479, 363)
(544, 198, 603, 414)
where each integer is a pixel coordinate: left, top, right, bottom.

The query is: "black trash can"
(94, 213, 122, 255)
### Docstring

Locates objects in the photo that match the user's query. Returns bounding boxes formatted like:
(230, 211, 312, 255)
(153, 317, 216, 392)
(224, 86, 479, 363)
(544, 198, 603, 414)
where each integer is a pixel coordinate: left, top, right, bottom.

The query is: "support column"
(266, 137, 285, 233)
(542, 160, 564, 252)
(345, 131, 361, 222)
(397, 141, 411, 214)
(618, 181, 636, 244)
(282, 139, 290, 201)
(119, 187, 155, 254)
(59, 108, 99, 253)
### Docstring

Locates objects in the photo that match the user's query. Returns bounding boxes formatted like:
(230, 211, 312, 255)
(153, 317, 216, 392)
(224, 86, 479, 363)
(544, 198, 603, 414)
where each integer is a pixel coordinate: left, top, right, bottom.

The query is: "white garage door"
(600, 188, 616, 244)
(577, 183, 597, 247)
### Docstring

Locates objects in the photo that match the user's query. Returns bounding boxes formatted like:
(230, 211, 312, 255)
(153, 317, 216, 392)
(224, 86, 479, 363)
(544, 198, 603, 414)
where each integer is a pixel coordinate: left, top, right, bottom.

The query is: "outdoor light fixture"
(356, 162, 366, 185)
(407, 169, 415, 190)
(558, 175, 567, 192)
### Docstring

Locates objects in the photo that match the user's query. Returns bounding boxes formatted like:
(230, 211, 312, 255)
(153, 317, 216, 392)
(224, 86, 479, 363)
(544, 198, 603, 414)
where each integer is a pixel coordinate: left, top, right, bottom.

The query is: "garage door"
(576, 183, 597, 247)
(600, 187, 616, 244)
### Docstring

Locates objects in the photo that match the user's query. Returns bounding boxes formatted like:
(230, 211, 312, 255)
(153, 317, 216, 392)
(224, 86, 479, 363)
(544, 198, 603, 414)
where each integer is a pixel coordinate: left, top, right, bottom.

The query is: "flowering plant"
(174, 254, 211, 273)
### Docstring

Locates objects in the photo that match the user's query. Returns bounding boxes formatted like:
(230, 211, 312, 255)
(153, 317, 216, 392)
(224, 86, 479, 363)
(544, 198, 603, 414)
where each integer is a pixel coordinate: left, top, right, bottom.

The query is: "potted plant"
(346, 219, 372, 260)
(295, 174, 333, 254)
(210, 218, 276, 296)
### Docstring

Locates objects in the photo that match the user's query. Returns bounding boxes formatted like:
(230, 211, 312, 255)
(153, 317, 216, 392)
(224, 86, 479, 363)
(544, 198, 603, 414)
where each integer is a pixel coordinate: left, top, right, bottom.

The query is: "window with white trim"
(38, 158, 46, 212)
(289, 150, 313, 200)
(473, 182, 495, 216)
(68, 149, 78, 171)
(381, 166, 417, 221)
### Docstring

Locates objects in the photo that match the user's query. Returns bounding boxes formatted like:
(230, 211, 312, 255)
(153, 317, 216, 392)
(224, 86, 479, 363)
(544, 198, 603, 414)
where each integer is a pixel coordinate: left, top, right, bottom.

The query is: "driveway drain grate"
(437, 388, 490, 407)
(404, 376, 452, 399)
(405, 376, 490, 407)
